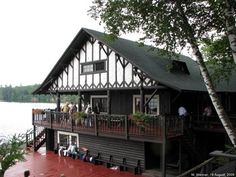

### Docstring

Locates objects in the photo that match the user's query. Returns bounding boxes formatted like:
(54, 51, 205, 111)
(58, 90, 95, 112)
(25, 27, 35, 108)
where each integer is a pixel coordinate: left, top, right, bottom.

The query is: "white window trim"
(57, 131, 79, 146)
(133, 94, 160, 115)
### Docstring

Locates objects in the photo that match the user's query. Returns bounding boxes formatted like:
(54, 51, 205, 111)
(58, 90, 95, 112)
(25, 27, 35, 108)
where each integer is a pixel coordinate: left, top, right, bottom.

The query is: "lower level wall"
(80, 134, 145, 170)
(53, 130, 145, 169)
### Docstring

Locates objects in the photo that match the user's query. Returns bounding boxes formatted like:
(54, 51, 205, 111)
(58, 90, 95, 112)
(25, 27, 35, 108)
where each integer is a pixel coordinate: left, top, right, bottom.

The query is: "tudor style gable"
(48, 34, 158, 93)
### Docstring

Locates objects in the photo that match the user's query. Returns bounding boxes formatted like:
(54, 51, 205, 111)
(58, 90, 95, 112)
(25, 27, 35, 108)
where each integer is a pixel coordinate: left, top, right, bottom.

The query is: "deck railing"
(32, 109, 183, 143)
(191, 114, 236, 132)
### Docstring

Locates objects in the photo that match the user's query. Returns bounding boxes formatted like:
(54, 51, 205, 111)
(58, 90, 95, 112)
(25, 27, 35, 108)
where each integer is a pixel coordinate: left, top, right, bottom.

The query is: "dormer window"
(171, 60, 190, 75)
(81, 60, 106, 74)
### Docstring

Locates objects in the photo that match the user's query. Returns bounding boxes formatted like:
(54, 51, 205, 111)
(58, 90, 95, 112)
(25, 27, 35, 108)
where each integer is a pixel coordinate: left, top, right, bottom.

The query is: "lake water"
(0, 102, 56, 136)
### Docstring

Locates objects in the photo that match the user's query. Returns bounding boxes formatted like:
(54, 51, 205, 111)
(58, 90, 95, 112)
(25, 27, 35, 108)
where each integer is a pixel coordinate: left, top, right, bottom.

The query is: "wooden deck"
(32, 110, 183, 143)
(5, 147, 141, 177)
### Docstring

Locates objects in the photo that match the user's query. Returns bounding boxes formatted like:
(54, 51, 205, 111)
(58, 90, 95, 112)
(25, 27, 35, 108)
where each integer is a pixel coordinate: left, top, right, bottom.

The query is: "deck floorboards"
(5, 147, 141, 177)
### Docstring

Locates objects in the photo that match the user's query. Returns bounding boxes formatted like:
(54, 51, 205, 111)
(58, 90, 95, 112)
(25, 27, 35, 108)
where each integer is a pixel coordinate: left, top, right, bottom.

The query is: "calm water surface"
(0, 102, 55, 136)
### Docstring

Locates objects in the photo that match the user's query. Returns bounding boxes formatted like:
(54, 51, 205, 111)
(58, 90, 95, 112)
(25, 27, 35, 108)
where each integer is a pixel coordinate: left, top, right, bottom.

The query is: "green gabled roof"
(33, 28, 236, 94)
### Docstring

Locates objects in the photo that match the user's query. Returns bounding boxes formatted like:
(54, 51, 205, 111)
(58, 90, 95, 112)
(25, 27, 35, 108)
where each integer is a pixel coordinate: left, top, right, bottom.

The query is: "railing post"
(95, 114, 98, 136)
(125, 115, 128, 140)
(161, 115, 166, 177)
(71, 117, 73, 132)
(32, 110, 35, 125)
(33, 125, 36, 151)
(26, 133, 28, 147)
(50, 111, 52, 129)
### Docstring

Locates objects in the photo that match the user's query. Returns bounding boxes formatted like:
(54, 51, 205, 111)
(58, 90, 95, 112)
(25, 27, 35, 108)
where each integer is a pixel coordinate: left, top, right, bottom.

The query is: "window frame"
(132, 94, 160, 115)
(90, 95, 108, 114)
(57, 131, 79, 146)
(81, 60, 106, 74)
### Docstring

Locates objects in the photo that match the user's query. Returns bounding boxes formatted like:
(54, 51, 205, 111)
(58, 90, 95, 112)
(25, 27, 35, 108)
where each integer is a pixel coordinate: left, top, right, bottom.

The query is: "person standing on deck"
(178, 106, 187, 119)
(178, 106, 190, 128)
(62, 102, 70, 113)
(203, 105, 212, 120)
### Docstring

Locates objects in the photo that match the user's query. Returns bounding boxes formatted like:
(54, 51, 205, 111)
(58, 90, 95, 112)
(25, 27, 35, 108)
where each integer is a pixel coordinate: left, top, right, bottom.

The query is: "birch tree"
(89, 0, 236, 146)
(224, 0, 236, 64)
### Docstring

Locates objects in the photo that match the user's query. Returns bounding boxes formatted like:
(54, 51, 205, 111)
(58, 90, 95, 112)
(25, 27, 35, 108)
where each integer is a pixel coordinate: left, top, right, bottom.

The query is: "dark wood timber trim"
(56, 92, 61, 112)
(144, 88, 159, 107)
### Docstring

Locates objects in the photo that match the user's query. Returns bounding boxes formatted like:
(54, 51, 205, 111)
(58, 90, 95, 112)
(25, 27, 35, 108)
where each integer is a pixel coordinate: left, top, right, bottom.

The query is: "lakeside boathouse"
(32, 28, 236, 176)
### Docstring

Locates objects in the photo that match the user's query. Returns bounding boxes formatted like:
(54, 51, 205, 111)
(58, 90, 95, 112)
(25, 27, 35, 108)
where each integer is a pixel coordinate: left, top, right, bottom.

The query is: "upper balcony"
(32, 109, 183, 143)
(191, 114, 236, 133)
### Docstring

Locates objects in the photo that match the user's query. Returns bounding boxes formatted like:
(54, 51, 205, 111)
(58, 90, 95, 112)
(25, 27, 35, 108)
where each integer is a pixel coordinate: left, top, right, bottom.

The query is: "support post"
(161, 115, 166, 177)
(95, 115, 98, 136)
(56, 92, 61, 112)
(179, 138, 182, 174)
(107, 90, 111, 114)
(125, 115, 128, 139)
(78, 91, 81, 112)
(33, 125, 36, 151)
(140, 85, 145, 113)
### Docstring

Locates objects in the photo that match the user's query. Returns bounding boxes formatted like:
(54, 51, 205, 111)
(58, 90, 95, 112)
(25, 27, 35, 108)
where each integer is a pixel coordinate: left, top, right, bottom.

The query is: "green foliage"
(0, 134, 26, 177)
(89, 0, 227, 53)
(89, 0, 236, 79)
(132, 112, 151, 124)
(202, 36, 236, 82)
(0, 85, 78, 103)
(72, 112, 87, 123)
(0, 84, 53, 103)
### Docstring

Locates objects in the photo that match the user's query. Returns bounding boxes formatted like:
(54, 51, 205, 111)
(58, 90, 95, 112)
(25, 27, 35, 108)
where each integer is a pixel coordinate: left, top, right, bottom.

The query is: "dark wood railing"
(191, 114, 236, 132)
(177, 148, 236, 177)
(32, 110, 183, 143)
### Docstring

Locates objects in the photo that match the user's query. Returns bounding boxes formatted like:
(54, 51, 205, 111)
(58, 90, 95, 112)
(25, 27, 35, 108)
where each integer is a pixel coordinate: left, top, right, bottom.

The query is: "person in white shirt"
(178, 106, 187, 118)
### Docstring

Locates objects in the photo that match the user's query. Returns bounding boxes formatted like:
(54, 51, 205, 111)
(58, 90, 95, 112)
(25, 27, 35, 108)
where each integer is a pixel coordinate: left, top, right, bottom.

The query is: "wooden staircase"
(26, 127, 46, 151)
(182, 128, 203, 165)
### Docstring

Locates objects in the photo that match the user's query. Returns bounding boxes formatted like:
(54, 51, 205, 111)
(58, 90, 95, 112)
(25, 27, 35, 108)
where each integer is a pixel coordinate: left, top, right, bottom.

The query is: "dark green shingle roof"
(33, 28, 236, 94)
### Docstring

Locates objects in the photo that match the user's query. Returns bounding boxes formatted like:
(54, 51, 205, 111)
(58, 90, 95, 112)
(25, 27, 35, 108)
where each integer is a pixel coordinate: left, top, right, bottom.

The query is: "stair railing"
(25, 128, 34, 147)
(34, 127, 46, 151)
(177, 148, 236, 177)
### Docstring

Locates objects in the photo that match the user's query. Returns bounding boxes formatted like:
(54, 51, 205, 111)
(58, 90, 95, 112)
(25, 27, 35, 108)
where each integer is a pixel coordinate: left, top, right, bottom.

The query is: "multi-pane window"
(82, 61, 105, 74)
(91, 96, 107, 114)
(95, 62, 105, 71)
(133, 95, 160, 115)
(82, 64, 93, 73)
(57, 131, 79, 146)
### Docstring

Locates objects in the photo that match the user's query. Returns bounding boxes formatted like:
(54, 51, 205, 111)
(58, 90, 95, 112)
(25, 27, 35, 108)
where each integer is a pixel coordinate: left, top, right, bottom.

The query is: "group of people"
(178, 104, 212, 119)
(61, 102, 77, 114)
(58, 142, 78, 157)
(58, 143, 97, 164)
(60, 102, 100, 114)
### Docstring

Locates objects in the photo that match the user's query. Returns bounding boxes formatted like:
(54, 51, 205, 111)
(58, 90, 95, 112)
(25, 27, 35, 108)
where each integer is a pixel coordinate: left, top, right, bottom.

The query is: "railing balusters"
(32, 109, 183, 142)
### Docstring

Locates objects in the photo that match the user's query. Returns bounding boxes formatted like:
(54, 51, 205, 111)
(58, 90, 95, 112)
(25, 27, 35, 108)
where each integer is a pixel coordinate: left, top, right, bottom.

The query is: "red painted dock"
(5, 148, 143, 177)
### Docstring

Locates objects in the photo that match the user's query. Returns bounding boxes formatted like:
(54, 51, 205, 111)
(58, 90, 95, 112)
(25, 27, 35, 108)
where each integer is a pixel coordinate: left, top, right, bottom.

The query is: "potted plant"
(72, 112, 87, 125)
(132, 112, 151, 131)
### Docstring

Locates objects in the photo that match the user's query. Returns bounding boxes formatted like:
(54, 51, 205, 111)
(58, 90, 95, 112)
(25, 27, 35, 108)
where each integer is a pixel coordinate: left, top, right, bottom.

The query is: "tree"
(89, 0, 236, 146)
(0, 134, 26, 177)
(224, 0, 236, 63)
(202, 35, 235, 82)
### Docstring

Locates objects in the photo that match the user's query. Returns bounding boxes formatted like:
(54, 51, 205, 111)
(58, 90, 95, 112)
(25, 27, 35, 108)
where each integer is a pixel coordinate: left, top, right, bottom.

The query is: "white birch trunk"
(175, 0, 236, 146)
(225, 0, 236, 64)
(191, 44, 236, 146)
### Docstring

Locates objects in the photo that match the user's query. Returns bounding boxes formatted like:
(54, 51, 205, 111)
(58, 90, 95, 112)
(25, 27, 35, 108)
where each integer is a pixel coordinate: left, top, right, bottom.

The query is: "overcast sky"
(0, 0, 191, 87)
(0, 0, 105, 86)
